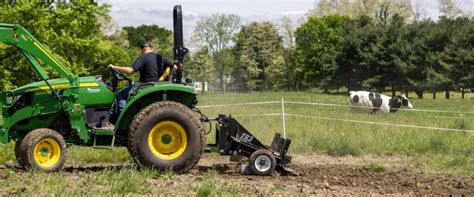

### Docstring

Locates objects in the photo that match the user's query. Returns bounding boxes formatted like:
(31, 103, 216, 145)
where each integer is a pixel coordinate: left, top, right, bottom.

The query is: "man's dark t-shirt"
(131, 52, 174, 83)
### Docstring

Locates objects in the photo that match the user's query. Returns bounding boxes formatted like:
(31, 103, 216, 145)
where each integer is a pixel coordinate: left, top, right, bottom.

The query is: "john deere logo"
(12, 32, 18, 39)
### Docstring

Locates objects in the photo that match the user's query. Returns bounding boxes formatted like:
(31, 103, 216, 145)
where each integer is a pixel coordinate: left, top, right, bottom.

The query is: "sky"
(98, 0, 473, 42)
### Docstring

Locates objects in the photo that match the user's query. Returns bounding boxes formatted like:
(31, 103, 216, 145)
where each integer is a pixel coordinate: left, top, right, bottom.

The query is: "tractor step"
(92, 124, 115, 148)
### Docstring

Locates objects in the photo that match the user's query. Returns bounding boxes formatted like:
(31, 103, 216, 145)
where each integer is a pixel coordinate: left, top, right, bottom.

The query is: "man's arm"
(108, 64, 134, 74)
(159, 56, 178, 81)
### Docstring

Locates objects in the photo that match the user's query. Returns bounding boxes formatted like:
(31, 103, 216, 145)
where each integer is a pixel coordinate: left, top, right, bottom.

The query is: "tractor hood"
(12, 77, 103, 95)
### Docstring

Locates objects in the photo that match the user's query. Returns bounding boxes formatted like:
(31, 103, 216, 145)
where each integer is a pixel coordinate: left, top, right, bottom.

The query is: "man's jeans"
(114, 83, 140, 114)
(116, 86, 132, 112)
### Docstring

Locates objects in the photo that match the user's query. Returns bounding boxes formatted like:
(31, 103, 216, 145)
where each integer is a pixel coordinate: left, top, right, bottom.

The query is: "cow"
(347, 91, 413, 113)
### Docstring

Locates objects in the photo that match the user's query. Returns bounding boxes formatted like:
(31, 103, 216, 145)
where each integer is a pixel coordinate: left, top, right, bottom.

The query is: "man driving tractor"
(108, 42, 177, 112)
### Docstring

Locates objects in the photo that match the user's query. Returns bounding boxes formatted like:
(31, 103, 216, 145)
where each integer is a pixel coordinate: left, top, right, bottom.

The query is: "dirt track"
(190, 155, 474, 195)
(1, 154, 473, 195)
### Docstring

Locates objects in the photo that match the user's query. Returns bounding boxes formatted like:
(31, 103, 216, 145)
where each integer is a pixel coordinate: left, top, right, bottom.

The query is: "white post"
(281, 98, 286, 139)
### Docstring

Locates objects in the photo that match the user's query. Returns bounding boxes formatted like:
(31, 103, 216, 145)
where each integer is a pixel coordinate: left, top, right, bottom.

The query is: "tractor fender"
(114, 83, 197, 134)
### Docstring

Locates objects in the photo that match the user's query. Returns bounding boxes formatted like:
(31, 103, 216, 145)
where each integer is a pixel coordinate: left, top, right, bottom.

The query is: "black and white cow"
(347, 91, 413, 113)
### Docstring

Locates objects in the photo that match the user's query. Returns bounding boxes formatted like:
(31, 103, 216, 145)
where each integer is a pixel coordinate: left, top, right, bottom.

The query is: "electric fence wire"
(197, 100, 474, 133)
(198, 100, 474, 115)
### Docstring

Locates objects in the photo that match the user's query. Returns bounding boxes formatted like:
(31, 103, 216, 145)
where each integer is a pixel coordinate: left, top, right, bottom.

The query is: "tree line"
(188, 0, 473, 99)
(0, 1, 472, 99)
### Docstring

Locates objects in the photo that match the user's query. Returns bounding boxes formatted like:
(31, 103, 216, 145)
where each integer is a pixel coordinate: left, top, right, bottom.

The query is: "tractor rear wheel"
(19, 128, 66, 172)
(128, 101, 204, 174)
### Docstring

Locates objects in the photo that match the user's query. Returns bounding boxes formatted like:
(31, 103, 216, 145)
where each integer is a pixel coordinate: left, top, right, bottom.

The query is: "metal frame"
(211, 114, 295, 174)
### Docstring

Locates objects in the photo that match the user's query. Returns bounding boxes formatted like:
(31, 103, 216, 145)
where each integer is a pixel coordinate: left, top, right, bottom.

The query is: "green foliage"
(295, 12, 473, 96)
(0, 2, 131, 89)
(235, 21, 285, 90)
(193, 13, 240, 55)
(193, 170, 243, 196)
(362, 162, 386, 172)
(192, 13, 240, 92)
(0, 142, 15, 163)
(188, 47, 215, 94)
(214, 48, 235, 92)
(123, 25, 173, 57)
(295, 15, 349, 91)
(327, 138, 361, 156)
(67, 146, 132, 164)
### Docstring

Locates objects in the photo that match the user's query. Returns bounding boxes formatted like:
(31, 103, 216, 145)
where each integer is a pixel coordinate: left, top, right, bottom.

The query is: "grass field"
(197, 91, 473, 174)
(0, 91, 472, 195)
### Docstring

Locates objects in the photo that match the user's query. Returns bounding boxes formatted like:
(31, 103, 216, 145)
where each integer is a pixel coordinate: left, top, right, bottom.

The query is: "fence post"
(281, 98, 286, 139)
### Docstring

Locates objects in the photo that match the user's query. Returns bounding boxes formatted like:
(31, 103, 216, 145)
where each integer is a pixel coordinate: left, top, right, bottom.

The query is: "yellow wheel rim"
(33, 138, 61, 168)
(148, 121, 187, 160)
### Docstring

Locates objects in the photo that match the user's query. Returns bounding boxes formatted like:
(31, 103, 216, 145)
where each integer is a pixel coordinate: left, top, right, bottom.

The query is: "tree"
(442, 17, 474, 99)
(192, 13, 240, 92)
(410, 0, 426, 22)
(438, 0, 462, 18)
(280, 16, 304, 90)
(235, 22, 285, 91)
(214, 49, 235, 92)
(122, 25, 173, 57)
(310, 0, 413, 20)
(334, 15, 376, 91)
(0, 1, 131, 89)
(188, 47, 215, 94)
(309, 0, 352, 17)
(295, 15, 349, 92)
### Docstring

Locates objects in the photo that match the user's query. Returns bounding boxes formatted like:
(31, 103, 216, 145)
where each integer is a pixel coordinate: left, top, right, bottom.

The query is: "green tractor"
(0, 6, 204, 173)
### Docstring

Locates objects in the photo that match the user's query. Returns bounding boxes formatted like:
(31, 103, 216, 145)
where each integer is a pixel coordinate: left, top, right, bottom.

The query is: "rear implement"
(207, 114, 297, 176)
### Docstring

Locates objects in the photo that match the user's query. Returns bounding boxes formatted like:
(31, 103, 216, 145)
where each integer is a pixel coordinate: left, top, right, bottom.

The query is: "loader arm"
(0, 23, 77, 84)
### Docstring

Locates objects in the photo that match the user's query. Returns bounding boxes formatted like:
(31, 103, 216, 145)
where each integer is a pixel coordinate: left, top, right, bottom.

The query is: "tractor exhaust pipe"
(173, 5, 188, 83)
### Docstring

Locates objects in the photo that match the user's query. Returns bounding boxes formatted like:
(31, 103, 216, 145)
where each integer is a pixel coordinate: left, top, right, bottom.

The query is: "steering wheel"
(109, 67, 132, 91)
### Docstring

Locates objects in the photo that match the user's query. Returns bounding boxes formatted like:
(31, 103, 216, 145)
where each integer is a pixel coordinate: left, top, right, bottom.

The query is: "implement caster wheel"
(18, 128, 66, 172)
(249, 149, 276, 176)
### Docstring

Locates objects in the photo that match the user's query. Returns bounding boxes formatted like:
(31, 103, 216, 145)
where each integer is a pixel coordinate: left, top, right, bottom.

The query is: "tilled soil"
(188, 155, 474, 195)
(1, 154, 473, 195)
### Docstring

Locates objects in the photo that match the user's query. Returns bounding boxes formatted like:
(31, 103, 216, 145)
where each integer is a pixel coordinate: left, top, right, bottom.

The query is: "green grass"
(0, 167, 173, 195)
(0, 90, 472, 187)
(197, 91, 474, 174)
(361, 162, 386, 173)
(193, 170, 244, 196)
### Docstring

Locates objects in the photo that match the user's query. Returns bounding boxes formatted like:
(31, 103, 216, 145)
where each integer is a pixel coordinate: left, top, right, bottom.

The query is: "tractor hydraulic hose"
(193, 107, 212, 135)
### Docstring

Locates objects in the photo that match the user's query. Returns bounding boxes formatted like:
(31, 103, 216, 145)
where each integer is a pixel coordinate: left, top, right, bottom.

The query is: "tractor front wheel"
(15, 139, 26, 166)
(128, 101, 204, 174)
(18, 128, 66, 172)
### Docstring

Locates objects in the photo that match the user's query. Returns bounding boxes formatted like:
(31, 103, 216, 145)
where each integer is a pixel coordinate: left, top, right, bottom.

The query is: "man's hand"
(108, 64, 115, 69)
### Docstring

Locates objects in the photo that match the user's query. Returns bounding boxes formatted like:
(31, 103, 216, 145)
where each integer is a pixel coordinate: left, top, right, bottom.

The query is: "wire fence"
(198, 99, 474, 133)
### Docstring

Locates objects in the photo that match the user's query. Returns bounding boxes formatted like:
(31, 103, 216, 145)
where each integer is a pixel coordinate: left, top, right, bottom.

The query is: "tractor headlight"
(4, 91, 16, 107)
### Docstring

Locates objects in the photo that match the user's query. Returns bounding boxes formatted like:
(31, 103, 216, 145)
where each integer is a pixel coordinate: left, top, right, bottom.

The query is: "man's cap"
(140, 42, 152, 49)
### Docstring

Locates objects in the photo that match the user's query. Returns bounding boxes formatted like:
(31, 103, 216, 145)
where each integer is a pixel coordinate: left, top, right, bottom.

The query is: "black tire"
(19, 128, 67, 172)
(128, 101, 204, 174)
(249, 149, 276, 176)
(14, 139, 26, 167)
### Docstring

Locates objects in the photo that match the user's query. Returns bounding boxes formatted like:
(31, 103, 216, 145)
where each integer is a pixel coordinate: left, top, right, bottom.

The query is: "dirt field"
(0, 154, 472, 195)
(192, 155, 474, 195)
